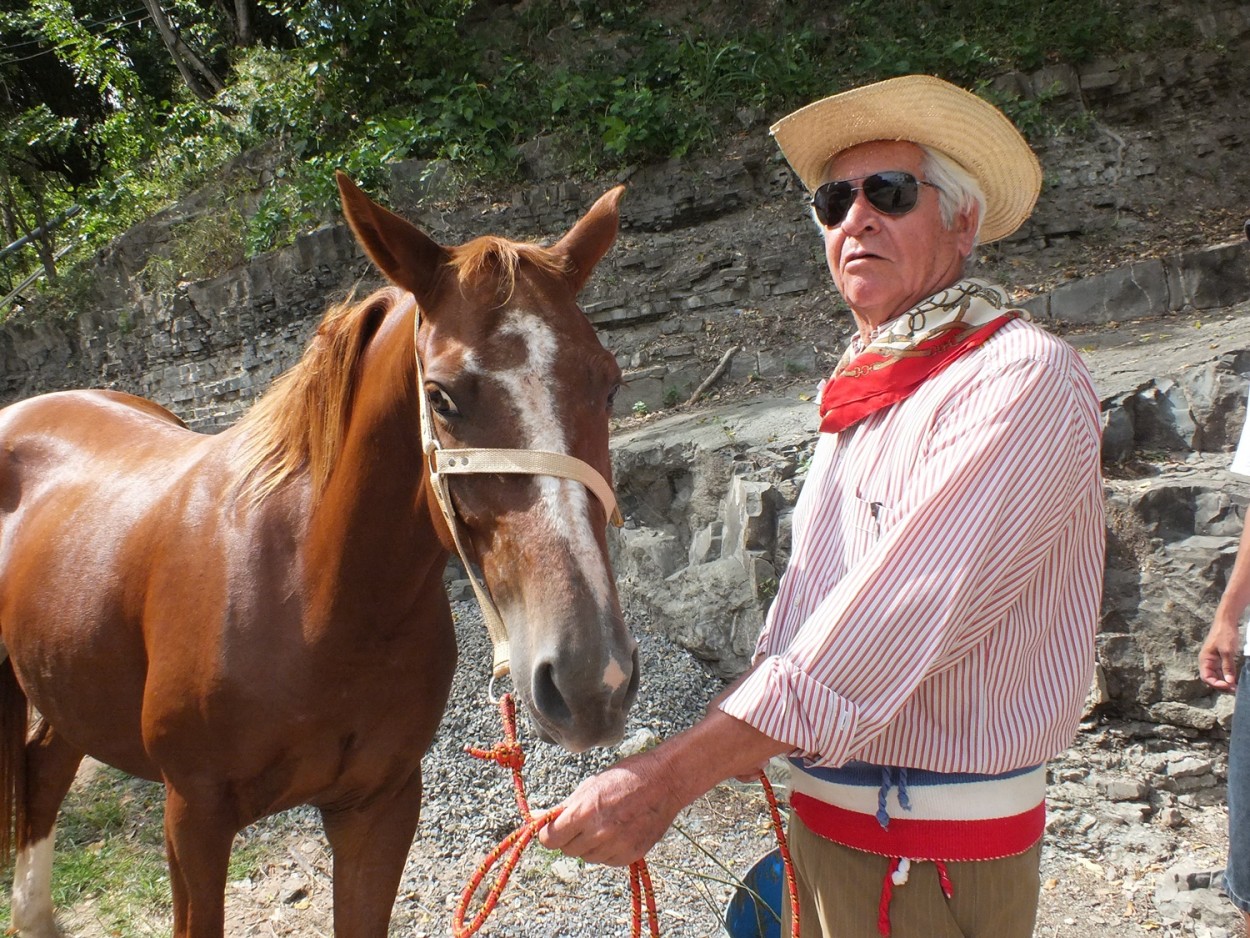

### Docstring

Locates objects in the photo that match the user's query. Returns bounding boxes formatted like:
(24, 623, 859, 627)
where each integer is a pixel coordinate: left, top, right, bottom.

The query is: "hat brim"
(770, 75, 1041, 243)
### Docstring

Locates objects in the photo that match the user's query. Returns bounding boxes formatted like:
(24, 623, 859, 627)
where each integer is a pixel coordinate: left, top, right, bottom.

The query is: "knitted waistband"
(789, 760, 1046, 862)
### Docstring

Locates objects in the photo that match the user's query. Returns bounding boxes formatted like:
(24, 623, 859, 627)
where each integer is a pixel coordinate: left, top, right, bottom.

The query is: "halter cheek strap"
(413, 309, 623, 679)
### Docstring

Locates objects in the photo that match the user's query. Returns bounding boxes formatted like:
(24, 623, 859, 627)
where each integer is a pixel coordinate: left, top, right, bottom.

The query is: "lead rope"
(759, 771, 801, 938)
(452, 694, 658, 938)
(453, 694, 800, 937)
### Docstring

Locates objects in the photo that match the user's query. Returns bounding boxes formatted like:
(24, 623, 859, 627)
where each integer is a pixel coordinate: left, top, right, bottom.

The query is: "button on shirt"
(718, 317, 1105, 774)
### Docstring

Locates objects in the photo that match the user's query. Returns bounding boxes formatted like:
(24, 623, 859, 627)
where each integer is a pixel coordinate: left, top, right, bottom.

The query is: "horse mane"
(233, 238, 571, 503)
(234, 286, 406, 503)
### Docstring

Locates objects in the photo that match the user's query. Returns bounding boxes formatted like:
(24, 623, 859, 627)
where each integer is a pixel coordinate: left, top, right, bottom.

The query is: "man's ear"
(954, 205, 980, 257)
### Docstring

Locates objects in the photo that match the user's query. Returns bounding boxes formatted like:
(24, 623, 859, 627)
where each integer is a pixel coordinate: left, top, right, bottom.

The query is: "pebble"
(550, 857, 582, 884)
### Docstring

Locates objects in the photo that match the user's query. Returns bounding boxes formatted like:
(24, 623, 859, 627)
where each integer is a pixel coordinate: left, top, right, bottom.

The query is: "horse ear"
(336, 171, 449, 305)
(553, 185, 626, 295)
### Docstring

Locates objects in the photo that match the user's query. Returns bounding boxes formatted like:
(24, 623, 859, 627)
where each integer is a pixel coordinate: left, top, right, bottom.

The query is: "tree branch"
(687, 346, 742, 405)
(142, 0, 225, 100)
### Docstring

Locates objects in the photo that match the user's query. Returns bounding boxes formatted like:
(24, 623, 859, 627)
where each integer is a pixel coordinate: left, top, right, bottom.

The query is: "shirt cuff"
(716, 655, 859, 768)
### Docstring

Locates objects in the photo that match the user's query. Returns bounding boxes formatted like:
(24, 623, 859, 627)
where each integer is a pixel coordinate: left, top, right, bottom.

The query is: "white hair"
(918, 144, 986, 247)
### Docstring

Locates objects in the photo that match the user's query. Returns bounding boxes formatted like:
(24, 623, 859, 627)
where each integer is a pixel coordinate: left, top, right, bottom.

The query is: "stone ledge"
(1025, 240, 1250, 324)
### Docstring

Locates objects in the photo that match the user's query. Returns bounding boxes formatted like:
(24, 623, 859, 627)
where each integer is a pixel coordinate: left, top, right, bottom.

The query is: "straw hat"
(770, 75, 1042, 243)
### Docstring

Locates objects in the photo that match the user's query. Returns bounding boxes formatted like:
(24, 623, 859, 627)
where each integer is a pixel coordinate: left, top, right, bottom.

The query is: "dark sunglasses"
(811, 171, 941, 228)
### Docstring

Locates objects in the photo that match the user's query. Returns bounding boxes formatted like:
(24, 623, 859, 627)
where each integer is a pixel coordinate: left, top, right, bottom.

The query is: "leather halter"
(413, 310, 623, 679)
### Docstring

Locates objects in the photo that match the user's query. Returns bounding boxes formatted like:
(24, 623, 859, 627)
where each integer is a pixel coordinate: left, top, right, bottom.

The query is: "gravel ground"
(51, 598, 1244, 938)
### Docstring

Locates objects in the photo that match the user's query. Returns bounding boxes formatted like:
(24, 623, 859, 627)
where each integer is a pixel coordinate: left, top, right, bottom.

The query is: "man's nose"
(839, 189, 879, 236)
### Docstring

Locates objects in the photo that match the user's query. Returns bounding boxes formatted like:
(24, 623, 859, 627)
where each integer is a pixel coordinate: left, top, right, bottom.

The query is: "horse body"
(0, 176, 636, 937)
(0, 389, 216, 782)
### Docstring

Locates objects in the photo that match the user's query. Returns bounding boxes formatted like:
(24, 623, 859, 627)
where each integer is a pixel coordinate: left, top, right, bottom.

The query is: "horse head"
(336, 173, 639, 752)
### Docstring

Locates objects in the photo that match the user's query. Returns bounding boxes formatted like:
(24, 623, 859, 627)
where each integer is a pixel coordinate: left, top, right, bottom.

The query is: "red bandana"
(818, 282, 1023, 435)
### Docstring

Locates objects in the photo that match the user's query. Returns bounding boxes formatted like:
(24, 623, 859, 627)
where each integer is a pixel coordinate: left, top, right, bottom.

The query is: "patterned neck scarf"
(818, 279, 1024, 435)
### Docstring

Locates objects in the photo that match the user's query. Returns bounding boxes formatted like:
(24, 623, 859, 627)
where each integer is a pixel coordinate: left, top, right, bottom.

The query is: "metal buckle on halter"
(487, 673, 509, 705)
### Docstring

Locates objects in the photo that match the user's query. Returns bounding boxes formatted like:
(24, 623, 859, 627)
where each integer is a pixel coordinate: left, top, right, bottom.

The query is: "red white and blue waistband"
(789, 759, 1046, 862)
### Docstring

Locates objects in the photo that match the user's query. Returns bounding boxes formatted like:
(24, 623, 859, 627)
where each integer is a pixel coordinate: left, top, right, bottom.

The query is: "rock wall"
(3, 1, 1249, 422)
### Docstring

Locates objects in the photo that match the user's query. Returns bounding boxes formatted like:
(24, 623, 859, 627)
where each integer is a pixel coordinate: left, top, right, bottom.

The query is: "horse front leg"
(162, 784, 236, 938)
(320, 768, 424, 938)
(11, 721, 83, 938)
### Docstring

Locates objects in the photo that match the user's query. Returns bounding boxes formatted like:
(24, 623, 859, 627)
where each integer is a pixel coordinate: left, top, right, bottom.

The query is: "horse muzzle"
(516, 641, 640, 753)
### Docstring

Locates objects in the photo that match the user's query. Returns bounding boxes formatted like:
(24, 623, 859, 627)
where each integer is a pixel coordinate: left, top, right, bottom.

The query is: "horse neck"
(302, 304, 445, 609)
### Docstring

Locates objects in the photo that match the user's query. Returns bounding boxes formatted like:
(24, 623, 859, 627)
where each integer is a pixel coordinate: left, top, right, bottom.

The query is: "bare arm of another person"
(1200, 519, 1250, 691)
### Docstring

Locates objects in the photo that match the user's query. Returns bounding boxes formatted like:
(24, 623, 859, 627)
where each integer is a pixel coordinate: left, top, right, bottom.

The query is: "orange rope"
(453, 693, 798, 937)
(453, 694, 659, 938)
(757, 771, 801, 938)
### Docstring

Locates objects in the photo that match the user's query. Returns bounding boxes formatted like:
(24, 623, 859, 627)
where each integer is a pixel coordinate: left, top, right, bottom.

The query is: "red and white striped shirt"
(719, 314, 1104, 775)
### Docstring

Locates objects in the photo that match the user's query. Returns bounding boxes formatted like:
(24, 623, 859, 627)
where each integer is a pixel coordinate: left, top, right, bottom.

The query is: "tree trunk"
(233, 0, 254, 46)
(209, 0, 254, 46)
(141, 0, 225, 101)
(25, 176, 56, 284)
(0, 171, 17, 246)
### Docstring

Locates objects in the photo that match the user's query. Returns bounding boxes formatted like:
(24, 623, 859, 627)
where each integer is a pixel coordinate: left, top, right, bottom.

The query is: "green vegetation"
(0, 767, 171, 935)
(0, 0, 1208, 321)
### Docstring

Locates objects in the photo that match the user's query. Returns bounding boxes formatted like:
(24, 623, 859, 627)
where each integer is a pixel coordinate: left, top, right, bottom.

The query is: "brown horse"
(0, 173, 638, 937)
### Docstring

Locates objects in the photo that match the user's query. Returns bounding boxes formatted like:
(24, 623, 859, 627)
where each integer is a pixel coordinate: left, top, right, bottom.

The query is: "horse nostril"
(532, 661, 573, 728)
(622, 646, 640, 708)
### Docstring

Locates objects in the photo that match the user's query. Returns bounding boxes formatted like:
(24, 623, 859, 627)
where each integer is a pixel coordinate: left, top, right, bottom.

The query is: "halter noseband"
(413, 310, 623, 679)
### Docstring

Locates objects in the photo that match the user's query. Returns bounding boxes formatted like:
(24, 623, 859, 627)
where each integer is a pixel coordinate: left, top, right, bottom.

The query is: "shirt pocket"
(846, 491, 891, 543)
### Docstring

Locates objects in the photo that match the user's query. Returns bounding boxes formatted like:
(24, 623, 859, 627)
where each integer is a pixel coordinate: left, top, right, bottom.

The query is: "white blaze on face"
(12, 833, 57, 937)
(462, 310, 615, 612)
(601, 655, 629, 692)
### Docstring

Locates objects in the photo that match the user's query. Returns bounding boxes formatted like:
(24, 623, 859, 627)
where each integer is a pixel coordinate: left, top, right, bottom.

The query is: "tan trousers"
(785, 812, 1042, 938)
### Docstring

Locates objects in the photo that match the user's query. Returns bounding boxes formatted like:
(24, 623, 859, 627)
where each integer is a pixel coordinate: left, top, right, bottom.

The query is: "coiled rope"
(453, 693, 799, 937)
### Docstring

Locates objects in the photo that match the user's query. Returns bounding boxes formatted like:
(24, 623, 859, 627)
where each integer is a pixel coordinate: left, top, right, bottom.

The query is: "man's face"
(821, 140, 977, 331)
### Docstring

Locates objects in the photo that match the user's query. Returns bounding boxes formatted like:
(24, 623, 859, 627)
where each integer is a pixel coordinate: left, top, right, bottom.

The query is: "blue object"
(724, 848, 785, 938)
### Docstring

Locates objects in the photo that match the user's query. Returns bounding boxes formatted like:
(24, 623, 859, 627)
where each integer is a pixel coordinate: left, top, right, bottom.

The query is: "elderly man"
(540, 75, 1105, 938)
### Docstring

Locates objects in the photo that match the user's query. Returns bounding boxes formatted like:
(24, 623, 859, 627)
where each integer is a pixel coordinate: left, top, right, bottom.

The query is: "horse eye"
(607, 383, 621, 413)
(426, 385, 459, 418)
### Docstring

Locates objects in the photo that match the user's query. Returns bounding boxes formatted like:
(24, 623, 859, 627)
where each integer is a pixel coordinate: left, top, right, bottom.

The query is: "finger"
(1200, 659, 1222, 684)
(580, 843, 637, 868)
(543, 831, 629, 868)
(1200, 652, 1233, 686)
(537, 811, 571, 850)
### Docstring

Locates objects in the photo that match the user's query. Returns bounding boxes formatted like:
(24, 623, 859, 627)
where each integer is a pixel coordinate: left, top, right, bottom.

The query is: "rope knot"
(465, 740, 525, 773)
